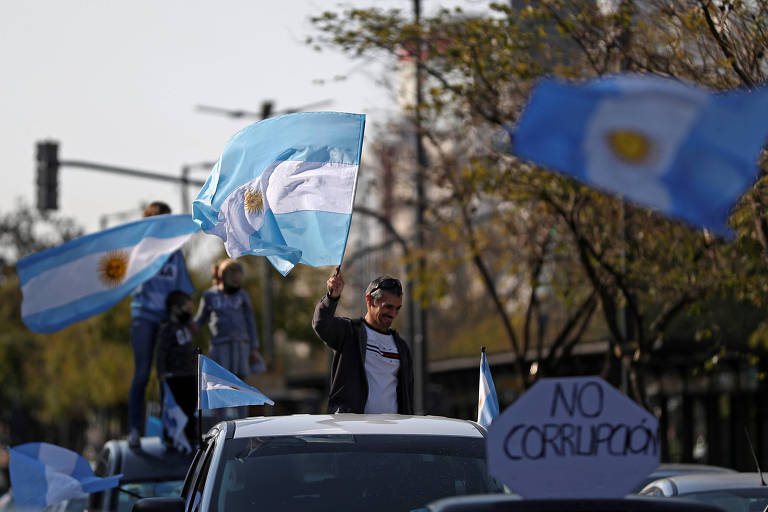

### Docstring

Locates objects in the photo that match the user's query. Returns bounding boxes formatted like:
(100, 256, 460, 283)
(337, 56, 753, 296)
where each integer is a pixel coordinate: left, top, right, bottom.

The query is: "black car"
(90, 437, 195, 512)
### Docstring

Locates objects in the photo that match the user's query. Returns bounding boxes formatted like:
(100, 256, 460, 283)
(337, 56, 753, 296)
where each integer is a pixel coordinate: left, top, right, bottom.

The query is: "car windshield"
(681, 489, 768, 512)
(117, 480, 184, 512)
(209, 434, 503, 512)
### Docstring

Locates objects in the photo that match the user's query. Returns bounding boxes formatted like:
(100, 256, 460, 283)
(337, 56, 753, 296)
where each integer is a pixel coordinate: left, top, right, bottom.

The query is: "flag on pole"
(192, 111, 366, 275)
(162, 381, 192, 453)
(477, 347, 499, 428)
(9, 443, 122, 508)
(507, 74, 768, 235)
(17, 214, 200, 333)
(198, 354, 274, 410)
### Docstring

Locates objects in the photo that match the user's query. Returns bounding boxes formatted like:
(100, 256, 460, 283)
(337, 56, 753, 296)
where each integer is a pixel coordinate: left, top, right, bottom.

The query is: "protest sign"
(487, 376, 659, 498)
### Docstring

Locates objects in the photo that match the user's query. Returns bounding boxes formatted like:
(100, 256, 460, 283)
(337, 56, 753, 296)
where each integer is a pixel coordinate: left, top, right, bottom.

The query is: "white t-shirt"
(363, 324, 400, 414)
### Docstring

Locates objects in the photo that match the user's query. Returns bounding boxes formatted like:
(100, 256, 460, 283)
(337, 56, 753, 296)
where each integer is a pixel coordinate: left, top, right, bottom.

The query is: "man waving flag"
(193, 112, 365, 275)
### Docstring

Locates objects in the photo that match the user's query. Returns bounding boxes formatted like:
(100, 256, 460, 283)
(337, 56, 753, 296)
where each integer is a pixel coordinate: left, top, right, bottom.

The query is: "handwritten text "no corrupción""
(502, 381, 659, 460)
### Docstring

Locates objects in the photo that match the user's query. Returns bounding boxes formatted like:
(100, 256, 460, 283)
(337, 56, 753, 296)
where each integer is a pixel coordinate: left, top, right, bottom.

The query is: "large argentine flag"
(509, 74, 768, 235)
(477, 348, 499, 428)
(192, 112, 365, 275)
(18, 214, 200, 333)
(9, 442, 122, 508)
(198, 355, 274, 410)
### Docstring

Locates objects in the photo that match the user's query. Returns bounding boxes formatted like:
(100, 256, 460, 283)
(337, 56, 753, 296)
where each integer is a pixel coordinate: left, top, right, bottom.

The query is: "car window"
(209, 434, 503, 512)
(682, 490, 768, 512)
(116, 480, 184, 512)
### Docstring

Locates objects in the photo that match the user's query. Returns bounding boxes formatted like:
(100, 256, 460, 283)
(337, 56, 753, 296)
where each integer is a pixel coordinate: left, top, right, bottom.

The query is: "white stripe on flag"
(267, 161, 357, 215)
(201, 373, 248, 393)
(21, 234, 192, 316)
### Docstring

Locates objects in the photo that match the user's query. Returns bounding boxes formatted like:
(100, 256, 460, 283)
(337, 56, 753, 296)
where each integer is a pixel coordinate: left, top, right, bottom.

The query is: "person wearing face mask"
(156, 289, 199, 447)
(194, 259, 265, 382)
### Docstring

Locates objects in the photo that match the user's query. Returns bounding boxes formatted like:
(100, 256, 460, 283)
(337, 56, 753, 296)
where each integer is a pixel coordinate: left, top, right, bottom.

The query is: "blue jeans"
(129, 317, 160, 433)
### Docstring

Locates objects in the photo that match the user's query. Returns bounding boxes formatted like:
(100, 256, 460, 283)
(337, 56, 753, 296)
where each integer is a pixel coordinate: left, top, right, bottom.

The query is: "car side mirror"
(132, 497, 185, 512)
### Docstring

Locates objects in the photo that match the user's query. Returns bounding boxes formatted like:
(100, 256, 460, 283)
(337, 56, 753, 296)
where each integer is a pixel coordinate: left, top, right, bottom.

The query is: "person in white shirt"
(312, 269, 414, 414)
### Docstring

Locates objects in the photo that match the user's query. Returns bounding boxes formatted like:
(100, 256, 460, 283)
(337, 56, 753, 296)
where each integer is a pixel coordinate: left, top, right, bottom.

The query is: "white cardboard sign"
(487, 376, 659, 498)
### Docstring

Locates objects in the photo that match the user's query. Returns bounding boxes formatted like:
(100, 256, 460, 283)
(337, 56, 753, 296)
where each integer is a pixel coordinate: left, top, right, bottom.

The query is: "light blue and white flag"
(198, 354, 274, 410)
(9, 442, 122, 508)
(508, 74, 768, 235)
(192, 112, 365, 275)
(17, 214, 200, 333)
(477, 348, 499, 428)
(162, 381, 192, 453)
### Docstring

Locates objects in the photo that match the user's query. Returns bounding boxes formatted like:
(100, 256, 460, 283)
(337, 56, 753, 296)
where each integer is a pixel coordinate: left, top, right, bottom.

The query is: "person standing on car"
(128, 201, 195, 448)
(312, 268, 414, 414)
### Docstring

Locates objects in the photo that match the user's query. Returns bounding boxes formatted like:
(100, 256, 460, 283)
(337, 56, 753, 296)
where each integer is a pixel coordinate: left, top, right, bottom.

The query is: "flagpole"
(197, 353, 203, 450)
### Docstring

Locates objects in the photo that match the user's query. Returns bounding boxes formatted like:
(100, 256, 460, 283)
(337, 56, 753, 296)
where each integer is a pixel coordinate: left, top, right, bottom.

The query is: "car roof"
(645, 472, 768, 495)
(650, 464, 736, 477)
(229, 414, 486, 439)
(427, 495, 727, 512)
(102, 437, 195, 482)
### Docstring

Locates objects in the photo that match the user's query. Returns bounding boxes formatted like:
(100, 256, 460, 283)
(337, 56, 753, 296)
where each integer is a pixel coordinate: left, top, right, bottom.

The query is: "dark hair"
(143, 201, 172, 218)
(165, 289, 191, 313)
(365, 276, 403, 301)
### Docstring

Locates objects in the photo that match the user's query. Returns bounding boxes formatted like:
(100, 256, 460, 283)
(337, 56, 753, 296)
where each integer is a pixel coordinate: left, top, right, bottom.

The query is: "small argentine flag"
(162, 381, 192, 453)
(193, 111, 365, 276)
(198, 354, 274, 410)
(9, 442, 122, 508)
(17, 214, 200, 333)
(477, 347, 499, 428)
(508, 74, 768, 235)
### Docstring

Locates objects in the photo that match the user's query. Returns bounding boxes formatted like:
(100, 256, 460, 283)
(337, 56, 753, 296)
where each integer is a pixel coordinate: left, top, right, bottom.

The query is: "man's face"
(366, 291, 403, 330)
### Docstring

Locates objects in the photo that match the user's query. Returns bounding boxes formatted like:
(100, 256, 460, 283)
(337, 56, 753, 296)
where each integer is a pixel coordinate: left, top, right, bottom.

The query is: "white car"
(639, 472, 768, 512)
(134, 414, 504, 512)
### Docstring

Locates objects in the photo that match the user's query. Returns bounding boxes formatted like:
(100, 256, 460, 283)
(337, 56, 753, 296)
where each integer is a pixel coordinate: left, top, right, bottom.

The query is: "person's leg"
(168, 375, 198, 445)
(128, 318, 159, 444)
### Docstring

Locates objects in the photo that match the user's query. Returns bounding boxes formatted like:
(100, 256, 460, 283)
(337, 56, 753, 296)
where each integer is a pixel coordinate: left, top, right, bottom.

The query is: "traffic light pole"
(57, 159, 206, 187)
(34, 140, 206, 212)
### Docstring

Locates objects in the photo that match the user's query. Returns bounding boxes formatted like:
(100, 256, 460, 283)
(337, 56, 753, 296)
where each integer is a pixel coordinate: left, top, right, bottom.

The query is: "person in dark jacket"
(312, 267, 414, 414)
(156, 289, 198, 445)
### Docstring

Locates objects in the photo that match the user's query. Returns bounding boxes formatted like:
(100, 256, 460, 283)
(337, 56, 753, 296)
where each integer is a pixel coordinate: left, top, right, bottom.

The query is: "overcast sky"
(1, 0, 485, 250)
(0, 2, 399, 231)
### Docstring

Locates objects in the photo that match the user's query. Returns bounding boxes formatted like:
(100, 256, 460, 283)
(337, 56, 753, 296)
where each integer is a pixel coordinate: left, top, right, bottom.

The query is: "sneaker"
(127, 428, 140, 449)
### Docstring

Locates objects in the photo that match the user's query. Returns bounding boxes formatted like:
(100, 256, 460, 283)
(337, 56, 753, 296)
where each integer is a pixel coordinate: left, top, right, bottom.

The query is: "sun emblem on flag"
(98, 250, 129, 287)
(606, 129, 652, 164)
(244, 188, 264, 215)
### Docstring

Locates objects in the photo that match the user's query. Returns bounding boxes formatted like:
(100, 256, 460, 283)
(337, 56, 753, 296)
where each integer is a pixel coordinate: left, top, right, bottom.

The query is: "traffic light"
(36, 141, 59, 211)
(261, 101, 274, 119)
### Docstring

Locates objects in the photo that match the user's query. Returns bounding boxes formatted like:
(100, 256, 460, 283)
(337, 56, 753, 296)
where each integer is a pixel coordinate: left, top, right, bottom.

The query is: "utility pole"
(33, 140, 206, 213)
(412, 0, 429, 414)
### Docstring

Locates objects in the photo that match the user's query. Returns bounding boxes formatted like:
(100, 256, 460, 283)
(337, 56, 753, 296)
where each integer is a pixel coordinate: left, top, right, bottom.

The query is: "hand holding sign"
(487, 376, 659, 499)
